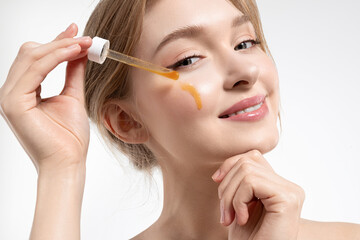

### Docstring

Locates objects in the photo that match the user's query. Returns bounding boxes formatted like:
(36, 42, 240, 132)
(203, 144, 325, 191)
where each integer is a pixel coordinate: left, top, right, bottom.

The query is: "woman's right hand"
(212, 150, 305, 240)
(0, 23, 92, 174)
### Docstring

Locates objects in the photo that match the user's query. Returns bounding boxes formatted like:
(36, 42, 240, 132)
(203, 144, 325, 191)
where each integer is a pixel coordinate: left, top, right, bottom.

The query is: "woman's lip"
(219, 95, 266, 118)
(224, 101, 268, 121)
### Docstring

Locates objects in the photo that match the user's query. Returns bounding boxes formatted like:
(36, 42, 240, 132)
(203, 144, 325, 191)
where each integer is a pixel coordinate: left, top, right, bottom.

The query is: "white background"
(1, 0, 360, 239)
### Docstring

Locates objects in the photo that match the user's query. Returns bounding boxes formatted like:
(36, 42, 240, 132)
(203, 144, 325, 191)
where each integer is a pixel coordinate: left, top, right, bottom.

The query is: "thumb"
(61, 56, 88, 105)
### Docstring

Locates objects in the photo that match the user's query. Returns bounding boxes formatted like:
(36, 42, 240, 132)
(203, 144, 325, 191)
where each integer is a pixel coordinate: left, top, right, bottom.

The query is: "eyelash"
(234, 38, 261, 51)
(167, 38, 261, 70)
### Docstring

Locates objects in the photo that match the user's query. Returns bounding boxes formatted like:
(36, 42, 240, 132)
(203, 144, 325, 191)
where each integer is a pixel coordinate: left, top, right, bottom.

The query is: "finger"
(16, 24, 79, 70)
(212, 155, 241, 182)
(1, 42, 41, 95)
(217, 157, 246, 198)
(6, 37, 89, 87)
(5, 23, 79, 91)
(30, 37, 91, 63)
(232, 176, 259, 226)
(218, 158, 260, 199)
(13, 44, 82, 97)
(4, 23, 78, 93)
(219, 161, 265, 226)
(60, 56, 88, 105)
(53, 23, 78, 41)
(212, 150, 272, 182)
(66, 49, 90, 63)
(232, 173, 278, 226)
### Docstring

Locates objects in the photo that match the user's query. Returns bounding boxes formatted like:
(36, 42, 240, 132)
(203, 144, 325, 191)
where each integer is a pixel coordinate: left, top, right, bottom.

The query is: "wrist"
(31, 162, 85, 240)
(38, 162, 86, 185)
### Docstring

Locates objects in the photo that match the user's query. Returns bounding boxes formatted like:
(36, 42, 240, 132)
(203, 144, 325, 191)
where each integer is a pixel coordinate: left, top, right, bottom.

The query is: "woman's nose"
(221, 53, 260, 90)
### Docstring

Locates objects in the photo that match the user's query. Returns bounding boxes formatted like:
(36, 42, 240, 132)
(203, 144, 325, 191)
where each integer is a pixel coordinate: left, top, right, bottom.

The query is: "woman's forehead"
(143, 0, 244, 30)
(140, 0, 245, 51)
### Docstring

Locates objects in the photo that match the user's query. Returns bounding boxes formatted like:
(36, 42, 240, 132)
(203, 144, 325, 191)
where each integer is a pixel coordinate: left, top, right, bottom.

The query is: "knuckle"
(51, 49, 64, 60)
(54, 47, 72, 60)
(289, 184, 305, 201)
(28, 62, 46, 80)
(221, 197, 231, 214)
(249, 149, 262, 158)
(232, 197, 242, 210)
(242, 174, 255, 186)
(232, 197, 247, 217)
(218, 185, 226, 198)
(296, 185, 306, 203)
(0, 100, 6, 117)
(239, 161, 255, 175)
(286, 193, 302, 209)
(19, 41, 36, 56)
(234, 156, 247, 165)
(1, 96, 14, 118)
(227, 155, 241, 167)
(232, 199, 239, 212)
(19, 42, 34, 52)
(59, 38, 76, 46)
(0, 86, 4, 100)
(29, 61, 41, 73)
(281, 186, 305, 210)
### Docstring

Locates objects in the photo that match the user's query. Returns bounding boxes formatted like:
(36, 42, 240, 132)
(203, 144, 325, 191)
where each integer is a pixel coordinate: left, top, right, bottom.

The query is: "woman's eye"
(234, 39, 260, 51)
(168, 56, 201, 70)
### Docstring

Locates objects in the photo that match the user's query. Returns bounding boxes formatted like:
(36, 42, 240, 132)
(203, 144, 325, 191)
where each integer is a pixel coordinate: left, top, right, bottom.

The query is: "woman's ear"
(102, 100, 148, 144)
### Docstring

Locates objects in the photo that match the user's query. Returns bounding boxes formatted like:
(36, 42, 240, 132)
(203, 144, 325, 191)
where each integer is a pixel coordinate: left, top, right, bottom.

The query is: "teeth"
(226, 102, 263, 118)
(244, 102, 263, 113)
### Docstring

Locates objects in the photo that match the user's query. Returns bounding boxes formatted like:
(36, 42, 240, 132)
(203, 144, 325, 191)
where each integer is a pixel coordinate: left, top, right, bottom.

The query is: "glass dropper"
(88, 37, 179, 80)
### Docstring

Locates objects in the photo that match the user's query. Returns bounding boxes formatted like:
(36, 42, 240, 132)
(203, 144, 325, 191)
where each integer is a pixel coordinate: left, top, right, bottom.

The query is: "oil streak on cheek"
(180, 83, 202, 110)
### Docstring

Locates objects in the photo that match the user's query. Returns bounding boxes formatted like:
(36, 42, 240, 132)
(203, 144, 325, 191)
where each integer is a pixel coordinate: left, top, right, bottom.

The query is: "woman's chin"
(231, 130, 280, 156)
(259, 135, 279, 154)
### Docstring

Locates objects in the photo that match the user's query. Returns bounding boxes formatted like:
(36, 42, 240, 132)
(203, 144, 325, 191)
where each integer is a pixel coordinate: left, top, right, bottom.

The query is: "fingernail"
(220, 199, 225, 224)
(212, 169, 221, 180)
(65, 23, 74, 32)
(75, 36, 90, 40)
(75, 36, 92, 44)
(67, 44, 78, 49)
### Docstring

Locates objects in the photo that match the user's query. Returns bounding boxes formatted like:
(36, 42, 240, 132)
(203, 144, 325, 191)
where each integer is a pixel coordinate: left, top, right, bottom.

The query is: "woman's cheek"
(261, 55, 280, 114)
(158, 81, 208, 120)
(169, 84, 200, 116)
(134, 62, 220, 122)
(259, 53, 279, 91)
(174, 64, 220, 111)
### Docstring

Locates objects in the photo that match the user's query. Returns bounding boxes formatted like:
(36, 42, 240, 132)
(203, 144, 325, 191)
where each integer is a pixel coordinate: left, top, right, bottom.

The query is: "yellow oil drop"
(146, 68, 179, 80)
(181, 83, 202, 110)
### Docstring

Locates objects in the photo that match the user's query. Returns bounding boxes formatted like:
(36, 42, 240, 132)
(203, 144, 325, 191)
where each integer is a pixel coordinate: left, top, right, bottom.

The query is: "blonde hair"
(83, 0, 273, 171)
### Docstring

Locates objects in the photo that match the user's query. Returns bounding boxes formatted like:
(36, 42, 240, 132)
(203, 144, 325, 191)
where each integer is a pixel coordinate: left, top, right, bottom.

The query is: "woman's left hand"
(212, 150, 305, 240)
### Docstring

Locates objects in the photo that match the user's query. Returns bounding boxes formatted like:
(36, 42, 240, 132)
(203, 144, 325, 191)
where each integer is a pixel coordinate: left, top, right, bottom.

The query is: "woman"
(0, 0, 359, 239)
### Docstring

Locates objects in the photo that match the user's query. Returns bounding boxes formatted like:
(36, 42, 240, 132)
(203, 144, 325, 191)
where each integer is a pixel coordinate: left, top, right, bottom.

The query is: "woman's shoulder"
(130, 234, 145, 240)
(298, 218, 360, 240)
(130, 236, 142, 240)
(130, 232, 155, 240)
(129, 218, 360, 240)
(129, 225, 157, 240)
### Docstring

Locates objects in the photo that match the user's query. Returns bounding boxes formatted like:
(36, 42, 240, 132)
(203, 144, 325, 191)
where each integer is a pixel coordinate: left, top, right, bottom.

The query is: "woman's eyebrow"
(154, 14, 250, 55)
(232, 14, 250, 28)
(154, 25, 203, 55)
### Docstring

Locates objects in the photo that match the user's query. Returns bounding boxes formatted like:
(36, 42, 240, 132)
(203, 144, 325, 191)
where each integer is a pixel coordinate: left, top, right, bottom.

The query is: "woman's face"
(130, 0, 280, 166)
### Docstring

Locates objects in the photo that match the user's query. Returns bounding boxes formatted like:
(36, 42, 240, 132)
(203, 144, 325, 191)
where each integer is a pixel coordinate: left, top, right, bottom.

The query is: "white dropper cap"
(88, 36, 110, 64)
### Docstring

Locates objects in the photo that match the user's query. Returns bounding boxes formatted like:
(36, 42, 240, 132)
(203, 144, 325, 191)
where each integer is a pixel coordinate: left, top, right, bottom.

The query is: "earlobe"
(102, 101, 148, 144)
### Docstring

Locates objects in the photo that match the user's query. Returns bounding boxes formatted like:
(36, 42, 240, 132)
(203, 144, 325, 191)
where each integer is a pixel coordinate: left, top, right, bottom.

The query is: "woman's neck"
(154, 159, 228, 240)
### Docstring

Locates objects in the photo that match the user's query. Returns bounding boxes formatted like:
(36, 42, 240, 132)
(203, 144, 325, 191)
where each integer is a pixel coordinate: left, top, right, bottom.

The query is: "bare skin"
(103, 1, 360, 239)
(0, 23, 91, 240)
(1, 1, 360, 240)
